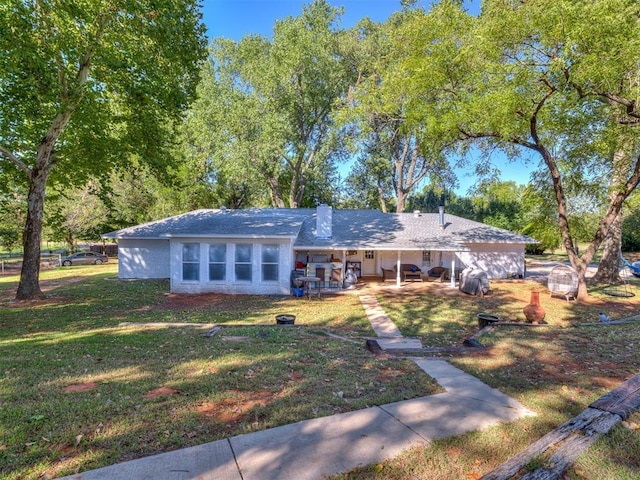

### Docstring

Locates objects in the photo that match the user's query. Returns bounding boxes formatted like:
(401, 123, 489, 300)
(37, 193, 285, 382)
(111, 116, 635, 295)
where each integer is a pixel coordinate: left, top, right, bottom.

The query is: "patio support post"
(396, 251, 401, 287)
(450, 258, 456, 288)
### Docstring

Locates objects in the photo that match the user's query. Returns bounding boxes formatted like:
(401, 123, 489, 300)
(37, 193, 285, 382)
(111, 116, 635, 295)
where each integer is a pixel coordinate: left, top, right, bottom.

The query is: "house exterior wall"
(447, 243, 526, 279)
(117, 239, 170, 279)
(377, 250, 427, 272)
(169, 238, 293, 295)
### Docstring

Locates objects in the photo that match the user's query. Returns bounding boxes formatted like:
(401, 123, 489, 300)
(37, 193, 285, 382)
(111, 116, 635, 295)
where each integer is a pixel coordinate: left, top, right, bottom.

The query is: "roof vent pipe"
(413, 210, 421, 217)
(438, 205, 445, 229)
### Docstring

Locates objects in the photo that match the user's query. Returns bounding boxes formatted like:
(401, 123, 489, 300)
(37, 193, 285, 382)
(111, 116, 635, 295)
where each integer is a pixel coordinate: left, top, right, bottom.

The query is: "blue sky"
(199, 0, 535, 194)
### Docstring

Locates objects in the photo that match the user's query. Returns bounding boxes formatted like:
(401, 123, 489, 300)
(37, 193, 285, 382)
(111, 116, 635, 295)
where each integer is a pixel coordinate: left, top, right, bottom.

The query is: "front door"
(362, 250, 376, 276)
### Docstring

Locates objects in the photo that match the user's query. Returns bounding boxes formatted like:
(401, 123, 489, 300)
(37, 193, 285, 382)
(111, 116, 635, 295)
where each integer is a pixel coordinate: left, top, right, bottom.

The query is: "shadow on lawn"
(2, 271, 639, 480)
(1, 274, 437, 479)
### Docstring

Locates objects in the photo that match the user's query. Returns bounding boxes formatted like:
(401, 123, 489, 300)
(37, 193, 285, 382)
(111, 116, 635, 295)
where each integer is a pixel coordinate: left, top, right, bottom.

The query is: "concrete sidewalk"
(56, 296, 534, 480)
(57, 359, 533, 480)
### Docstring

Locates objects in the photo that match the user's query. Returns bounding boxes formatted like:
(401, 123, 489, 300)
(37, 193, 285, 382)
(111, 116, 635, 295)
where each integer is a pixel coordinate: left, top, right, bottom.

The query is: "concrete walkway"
(360, 294, 424, 351)
(56, 298, 534, 480)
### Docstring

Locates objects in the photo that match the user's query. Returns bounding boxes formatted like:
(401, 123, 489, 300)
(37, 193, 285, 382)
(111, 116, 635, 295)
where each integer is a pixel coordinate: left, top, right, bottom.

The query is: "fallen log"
(480, 373, 640, 480)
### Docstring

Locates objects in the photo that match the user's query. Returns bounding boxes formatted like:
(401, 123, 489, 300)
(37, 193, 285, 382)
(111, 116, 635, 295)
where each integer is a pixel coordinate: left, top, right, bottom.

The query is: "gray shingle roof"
(102, 208, 536, 249)
(294, 210, 535, 250)
(102, 208, 311, 239)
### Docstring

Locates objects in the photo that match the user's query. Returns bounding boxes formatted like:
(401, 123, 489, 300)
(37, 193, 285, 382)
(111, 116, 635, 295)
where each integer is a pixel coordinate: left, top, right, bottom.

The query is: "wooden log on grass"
(480, 373, 640, 480)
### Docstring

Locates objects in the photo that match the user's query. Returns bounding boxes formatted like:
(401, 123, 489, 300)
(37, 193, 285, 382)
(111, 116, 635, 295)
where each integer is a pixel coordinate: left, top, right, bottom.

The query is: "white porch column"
(450, 258, 456, 288)
(342, 249, 347, 281)
(396, 251, 402, 287)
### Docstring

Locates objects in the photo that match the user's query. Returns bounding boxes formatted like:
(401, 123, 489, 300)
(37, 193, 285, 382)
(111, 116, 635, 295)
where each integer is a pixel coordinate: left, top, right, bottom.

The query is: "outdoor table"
(299, 276, 321, 299)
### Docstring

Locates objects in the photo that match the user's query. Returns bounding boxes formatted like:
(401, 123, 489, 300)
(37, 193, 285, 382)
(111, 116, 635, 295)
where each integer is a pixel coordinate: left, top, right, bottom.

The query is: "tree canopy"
(400, 0, 640, 299)
(186, 0, 351, 209)
(0, 0, 207, 299)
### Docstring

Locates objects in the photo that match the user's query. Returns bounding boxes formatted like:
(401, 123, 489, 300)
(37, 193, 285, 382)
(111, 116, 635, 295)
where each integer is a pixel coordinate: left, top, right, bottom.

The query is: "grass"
(330, 278, 640, 480)
(1, 265, 640, 479)
(0, 265, 439, 480)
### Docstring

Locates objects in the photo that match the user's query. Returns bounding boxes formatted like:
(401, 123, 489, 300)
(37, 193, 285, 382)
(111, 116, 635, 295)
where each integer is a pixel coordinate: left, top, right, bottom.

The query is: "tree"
(621, 191, 640, 253)
(190, 0, 351, 209)
(0, 183, 25, 253)
(0, 1, 207, 299)
(340, 7, 459, 213)
(425, 0, 640, 300)
(46, 183, 109, 253)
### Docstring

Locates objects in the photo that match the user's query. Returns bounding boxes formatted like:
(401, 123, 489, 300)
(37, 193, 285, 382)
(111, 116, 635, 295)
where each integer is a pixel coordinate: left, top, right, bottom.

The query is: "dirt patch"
(196, 390, 274, 425)
(162, 292, 226, 309)
(63, 382, 98, 393)
(0, 275, 86, 305)
(143, 386, 181, 399)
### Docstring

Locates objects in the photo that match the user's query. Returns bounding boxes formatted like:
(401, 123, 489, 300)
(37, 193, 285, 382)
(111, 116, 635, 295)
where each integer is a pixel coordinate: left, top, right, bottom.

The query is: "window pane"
(262, 245, 278, 263)
(262, 245, 277, 263)
(235, 264, 252, 281)
(209, 244, 226, 263)
(183, 263, 199, 281)
(209, 264, 225, 281)
(183, 243, 199, 261)
(235, 244, 252, 263)
(262, 264, 278, 281)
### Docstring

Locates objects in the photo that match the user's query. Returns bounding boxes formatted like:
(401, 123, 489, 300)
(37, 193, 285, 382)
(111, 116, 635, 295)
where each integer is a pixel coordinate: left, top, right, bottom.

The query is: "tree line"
(1, 0, 639, 300)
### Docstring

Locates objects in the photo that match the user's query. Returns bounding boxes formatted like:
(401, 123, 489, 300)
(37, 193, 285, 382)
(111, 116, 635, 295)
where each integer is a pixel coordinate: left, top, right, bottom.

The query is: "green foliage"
(622, 193, 640, 252)
(339, 4, 465, 212)
(45, 183, 109, 250)
(184, 0, 352, 208)
(0, 183, 25, 252)
(0, 0, 208, 298)
(0, 0, 208, 182)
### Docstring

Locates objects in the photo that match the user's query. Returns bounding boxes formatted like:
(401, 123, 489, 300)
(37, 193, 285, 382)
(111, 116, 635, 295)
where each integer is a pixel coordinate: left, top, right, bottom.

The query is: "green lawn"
(0, 265, 439, 480)
(1, 265, 639, 480)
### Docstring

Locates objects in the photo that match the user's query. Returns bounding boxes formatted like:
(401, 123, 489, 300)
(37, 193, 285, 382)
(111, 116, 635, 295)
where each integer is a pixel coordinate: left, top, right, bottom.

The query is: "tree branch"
(600, 92, 639, 119)
(0, 146, 31, 175)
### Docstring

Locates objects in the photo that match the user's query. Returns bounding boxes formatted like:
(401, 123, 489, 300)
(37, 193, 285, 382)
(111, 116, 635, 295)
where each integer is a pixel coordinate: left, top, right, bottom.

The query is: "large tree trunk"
(591, 210, 622, 284)
(396, 190, 407, 213)
(265, 175, 286, 208)
(14, 108, 75, 300)
(16, 166, 49, 300)
(377, 183, 388, 213)
(592, 146, 630, 284)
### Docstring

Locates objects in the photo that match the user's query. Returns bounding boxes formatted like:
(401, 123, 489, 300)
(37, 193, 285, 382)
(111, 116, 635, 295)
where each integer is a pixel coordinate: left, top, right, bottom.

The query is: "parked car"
(60, 251, 108, 266)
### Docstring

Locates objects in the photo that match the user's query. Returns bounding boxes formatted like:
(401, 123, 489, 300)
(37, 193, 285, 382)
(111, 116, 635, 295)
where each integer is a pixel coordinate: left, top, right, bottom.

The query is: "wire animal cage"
(547, 265, 579, 301)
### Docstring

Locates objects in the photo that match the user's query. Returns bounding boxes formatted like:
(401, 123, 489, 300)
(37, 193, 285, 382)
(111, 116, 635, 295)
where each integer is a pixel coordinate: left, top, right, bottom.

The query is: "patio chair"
(426, 266, 447, 282)
(381, 267, 396, 282)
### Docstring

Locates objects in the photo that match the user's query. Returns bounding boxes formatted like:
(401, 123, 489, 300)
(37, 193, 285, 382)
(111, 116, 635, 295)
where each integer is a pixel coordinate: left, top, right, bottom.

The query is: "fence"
(0, 254, 62, 275)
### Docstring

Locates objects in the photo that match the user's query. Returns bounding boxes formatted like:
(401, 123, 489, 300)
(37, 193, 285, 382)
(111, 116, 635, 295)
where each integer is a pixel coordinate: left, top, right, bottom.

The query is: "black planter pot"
(276, 314, 296, 325)
(477, 313, 499, 328)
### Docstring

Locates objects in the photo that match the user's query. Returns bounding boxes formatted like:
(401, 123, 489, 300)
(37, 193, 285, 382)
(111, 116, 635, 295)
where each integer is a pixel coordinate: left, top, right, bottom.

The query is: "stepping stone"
(375, 337, 423, 351)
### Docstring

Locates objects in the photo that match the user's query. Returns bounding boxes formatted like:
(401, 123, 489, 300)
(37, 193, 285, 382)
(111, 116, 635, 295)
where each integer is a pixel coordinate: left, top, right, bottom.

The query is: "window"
(182, 243, 200, 281)
(422, 251, 431, 263)
(235, 244, 252, 281)
(262, 244, 279, 281)
(364, 250, 374, 259)
(208, 244, 226, 281)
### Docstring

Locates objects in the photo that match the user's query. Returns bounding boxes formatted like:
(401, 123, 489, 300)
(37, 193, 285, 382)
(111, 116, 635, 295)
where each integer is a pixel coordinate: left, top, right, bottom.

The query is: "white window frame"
(261, 244, 279, 282)
(182, 243, 200, 282)
(234, 244, 253, 282)
(208, 243, 226, 282)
